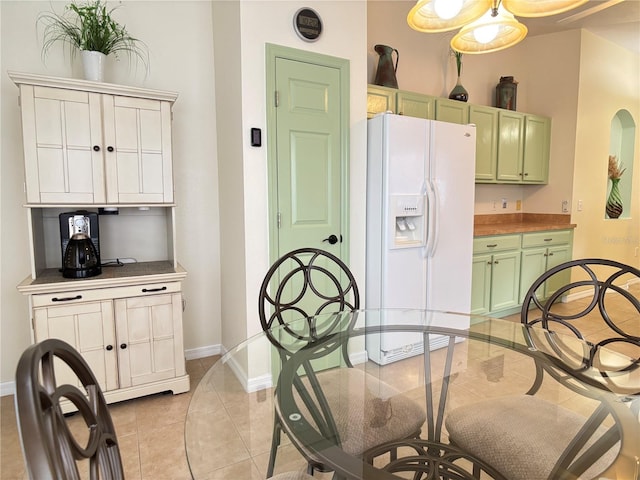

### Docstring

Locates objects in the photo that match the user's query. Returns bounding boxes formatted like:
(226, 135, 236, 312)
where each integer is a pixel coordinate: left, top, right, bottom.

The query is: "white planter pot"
(81, 51, 106, 82)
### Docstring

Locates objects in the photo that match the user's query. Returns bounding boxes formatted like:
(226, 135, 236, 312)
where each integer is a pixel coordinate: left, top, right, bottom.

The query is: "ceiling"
(519, 0, 640, 53)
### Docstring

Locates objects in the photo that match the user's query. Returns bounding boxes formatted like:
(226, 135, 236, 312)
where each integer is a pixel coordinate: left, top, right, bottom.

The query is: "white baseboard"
(184, 344, 223, 360)
(563, 276, 639, 303)
(1, 382, 16, 397)
(0, 344, 224, 398)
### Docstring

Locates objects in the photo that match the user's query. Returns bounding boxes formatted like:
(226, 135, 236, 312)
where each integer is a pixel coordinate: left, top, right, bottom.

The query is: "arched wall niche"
(606, 109, 635, 219)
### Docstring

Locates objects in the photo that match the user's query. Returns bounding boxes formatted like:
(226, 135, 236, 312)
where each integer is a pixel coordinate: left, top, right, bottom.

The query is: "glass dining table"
(185, 309, 639, 480)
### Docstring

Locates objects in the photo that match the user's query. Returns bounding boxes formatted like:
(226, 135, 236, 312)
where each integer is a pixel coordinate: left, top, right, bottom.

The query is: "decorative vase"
(373, 44, 399, 88)
(449, 76, 468, 102)
(81, 50, 106, 82)
(605, 177, 623, 219)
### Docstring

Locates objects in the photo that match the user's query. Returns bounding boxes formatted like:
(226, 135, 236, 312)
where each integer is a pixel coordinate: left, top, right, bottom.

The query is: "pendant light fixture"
(451, 4, 528, 54)
(407, 0, 491, 33)
(501, 0, 589, 17)
(408, 0, 590, 54)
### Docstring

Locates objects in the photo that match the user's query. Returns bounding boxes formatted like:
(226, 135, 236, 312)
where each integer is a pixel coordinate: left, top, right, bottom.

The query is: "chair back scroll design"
(259, 248, 360, 363)
(521, 258, 640, 395)
(259, 247, 360, 477)
(15, 338, 124, 480)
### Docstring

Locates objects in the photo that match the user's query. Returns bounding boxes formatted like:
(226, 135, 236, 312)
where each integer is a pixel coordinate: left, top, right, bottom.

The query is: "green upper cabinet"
(367, 85, 396, 118)
(522, 114, 551, 183)
(367, 85, 435, 119)
(396, 91, 435, 119)
(497, 111, 550, 184)
(366, 85, 551, 185)
(497, 110, 525, 182)
(470, 105, 499, 182)
(435, 98, 469, 124)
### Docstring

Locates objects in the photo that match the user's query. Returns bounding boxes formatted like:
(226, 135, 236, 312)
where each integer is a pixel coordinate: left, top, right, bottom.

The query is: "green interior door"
(267, 46, 351, 373)
(274, 57, 342, 255)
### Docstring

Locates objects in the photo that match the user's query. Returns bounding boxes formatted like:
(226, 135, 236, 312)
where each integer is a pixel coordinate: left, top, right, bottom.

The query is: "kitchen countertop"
(474, 213, 576, 237)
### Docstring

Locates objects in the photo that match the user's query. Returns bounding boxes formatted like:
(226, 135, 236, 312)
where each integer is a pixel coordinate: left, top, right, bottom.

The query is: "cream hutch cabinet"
(10, 71, 189, 406)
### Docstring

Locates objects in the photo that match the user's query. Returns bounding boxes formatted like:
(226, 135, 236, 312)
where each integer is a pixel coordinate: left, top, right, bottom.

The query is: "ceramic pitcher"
(373, 45, 399, 88)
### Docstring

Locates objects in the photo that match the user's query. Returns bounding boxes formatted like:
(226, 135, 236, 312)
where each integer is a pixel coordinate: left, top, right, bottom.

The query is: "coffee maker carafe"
(60, 211, 102, 279)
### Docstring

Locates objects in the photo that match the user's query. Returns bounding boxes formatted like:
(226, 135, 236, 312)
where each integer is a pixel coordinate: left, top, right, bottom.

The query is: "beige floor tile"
(1, 281, 637, 480)
(139, 421, 191, 479)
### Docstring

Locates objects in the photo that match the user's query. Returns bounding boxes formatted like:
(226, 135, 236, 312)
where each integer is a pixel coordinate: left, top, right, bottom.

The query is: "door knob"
(322, 234, 338, 245)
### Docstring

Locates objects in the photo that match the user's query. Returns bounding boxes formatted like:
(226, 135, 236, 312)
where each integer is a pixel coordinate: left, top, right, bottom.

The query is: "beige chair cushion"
(269, 472, 314, 480)
(283, 367, 426, 457)
(445, 395, 619, 480)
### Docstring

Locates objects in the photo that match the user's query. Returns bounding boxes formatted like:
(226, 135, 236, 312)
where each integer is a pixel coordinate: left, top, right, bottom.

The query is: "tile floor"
(1, 282, 637, 480)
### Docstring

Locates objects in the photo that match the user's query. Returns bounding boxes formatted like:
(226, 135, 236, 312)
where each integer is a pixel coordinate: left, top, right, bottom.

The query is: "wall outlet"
(501, 198, 507, 209)
(562, 200, 569, 213)
(577, 200, 583, 211)
(516, 200, 522, 211)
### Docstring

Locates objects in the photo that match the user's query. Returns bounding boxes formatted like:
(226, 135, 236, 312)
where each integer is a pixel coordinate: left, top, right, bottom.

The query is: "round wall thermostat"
(293, 8, 322, 42)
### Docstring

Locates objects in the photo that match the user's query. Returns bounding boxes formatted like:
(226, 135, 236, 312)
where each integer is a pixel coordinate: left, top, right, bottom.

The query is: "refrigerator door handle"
(425, 181, 438, 258)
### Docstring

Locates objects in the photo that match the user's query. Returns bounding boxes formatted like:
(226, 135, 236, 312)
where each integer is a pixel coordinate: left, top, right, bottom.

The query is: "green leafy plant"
(38, 0, 148, 69)
(451, 49, 463, 77)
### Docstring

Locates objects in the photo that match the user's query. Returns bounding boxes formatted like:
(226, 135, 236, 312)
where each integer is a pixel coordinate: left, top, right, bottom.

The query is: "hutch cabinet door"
(33, 300, 118, 391)
(19, 85, 106, 204)
(114, 292, 185, 388)
(103, 96, 174, 204)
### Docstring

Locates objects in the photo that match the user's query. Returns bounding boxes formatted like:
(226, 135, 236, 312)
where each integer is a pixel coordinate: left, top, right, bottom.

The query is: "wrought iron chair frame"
(15, 338, 124, 480)
(520, 258, 640, 395)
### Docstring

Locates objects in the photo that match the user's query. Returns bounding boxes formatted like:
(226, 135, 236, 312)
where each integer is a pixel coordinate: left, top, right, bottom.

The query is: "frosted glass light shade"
(501, 0, 589, 17)
(408, 0, 491, 33)
(451, 7, 528, 54)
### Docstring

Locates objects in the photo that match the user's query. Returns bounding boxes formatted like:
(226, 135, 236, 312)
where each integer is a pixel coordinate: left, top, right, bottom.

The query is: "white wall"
(367, 1, 580, 216)
(0, 0, 368, 389)
(217, 0, 368, 356)
(0, 1, 220, 387)
(572, 31, 640, 266)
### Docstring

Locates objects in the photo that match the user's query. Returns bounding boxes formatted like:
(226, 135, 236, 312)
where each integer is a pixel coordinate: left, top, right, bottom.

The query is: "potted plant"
(38, 0, 148, 82)
(448, 49, 468, 102)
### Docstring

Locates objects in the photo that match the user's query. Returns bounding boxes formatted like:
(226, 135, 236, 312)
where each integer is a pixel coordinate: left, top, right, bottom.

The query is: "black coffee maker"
(59, 211, 102, 279)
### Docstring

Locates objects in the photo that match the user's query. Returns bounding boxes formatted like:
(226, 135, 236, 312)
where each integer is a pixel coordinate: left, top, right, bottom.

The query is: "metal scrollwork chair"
(259, 248, 426, 477)
(445, 258, 640, 480)
(520, 258, 640, 394)
(15, 338, 124, 480)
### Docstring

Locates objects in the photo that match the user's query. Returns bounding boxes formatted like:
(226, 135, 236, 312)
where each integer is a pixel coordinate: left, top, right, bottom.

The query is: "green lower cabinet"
(520, 245, 572, 302)
(471, 254, 492, 315)
(471, 251, 521, 315)
(472, 230, 573, 317)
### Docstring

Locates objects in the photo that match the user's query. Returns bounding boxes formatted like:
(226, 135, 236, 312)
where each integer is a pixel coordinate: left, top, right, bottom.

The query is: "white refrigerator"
(365, 113, 476, 365)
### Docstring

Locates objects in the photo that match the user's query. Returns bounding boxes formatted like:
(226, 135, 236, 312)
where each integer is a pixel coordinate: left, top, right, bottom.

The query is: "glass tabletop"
(185, 310, 640, 479)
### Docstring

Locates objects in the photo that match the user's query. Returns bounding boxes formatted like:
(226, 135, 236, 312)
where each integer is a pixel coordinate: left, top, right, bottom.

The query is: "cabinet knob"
(93, 145, 100, 152)
(106, 345, 113, 351)
(107, 146, 114, 152)
(524, 172, 529, 177)
(494, 260, 499, 264)
(120, 343, 127, 349)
